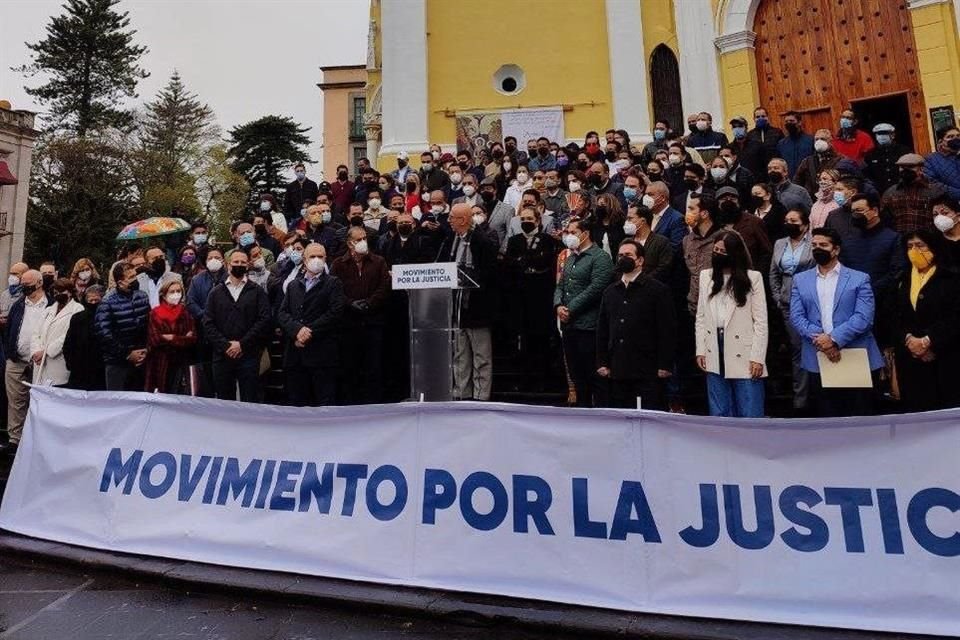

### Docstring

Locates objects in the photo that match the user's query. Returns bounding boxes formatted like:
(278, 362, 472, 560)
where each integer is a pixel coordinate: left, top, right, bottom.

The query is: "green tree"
(227, 115, 311, 204)
(25, 136, 136, 271)
(197, 145, 250, 240)
(15, 0, 149, 136)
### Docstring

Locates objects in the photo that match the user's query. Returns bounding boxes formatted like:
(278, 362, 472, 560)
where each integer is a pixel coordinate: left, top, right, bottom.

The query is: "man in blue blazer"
(644, 181, 688, 252)
(789, 227, 884, 417)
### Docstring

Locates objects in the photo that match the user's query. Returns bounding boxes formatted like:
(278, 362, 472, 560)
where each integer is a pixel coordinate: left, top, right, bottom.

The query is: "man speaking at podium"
(437, 203, 498, 401)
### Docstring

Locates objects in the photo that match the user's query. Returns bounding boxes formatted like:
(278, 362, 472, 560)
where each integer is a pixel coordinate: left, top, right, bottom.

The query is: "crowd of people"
(3, 108, 960, 452)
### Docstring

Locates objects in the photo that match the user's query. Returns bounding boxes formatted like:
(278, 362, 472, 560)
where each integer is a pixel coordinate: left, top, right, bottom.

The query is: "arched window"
(650, 45, 683, 134)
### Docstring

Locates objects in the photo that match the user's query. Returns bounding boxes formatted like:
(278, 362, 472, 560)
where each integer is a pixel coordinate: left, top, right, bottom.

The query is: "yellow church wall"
(366, 0, 381, 114)
(719, 48, 760, 128)
(640, 0, 678, 127)
(910, 2, 960, 142)
(424, 0, 614, 147)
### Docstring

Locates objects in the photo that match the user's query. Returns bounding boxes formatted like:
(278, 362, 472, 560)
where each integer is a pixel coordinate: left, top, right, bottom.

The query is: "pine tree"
(227, 115, 312, 203)
(16, 0, 149, 136)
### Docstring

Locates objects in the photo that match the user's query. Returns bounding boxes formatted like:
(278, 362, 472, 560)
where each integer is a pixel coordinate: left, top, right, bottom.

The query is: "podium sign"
(392, 262, 458, 290)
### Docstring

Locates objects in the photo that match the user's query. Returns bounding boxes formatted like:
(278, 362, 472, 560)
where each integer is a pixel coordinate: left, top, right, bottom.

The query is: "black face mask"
(520, 220, 537, 234)
(784, 223, 804, 239)
(150, 258, 166, 277)
(254, 224, 267, 235)
(54, 292, 70, 304)
(538, 148, 549, 157)
(492, 149, 504, 160)
(719, 201, 742, 223)
(349, 216, 364, 227)
(21, 284, 37, 296)
(505, 144, 516, 153)
(576, 160, 590, 171)
(785, 122, 799, 135)
(458, 161, 469, 170)
(604, 150, 617, 161)
(767, 171, 784, 184)
(647, 172, 662, 182)
(42, 274, 55, 288)
(588, 173, 604, 187)
(338, 171, 348, 180)
(683, 178, 700, 191)
(230, 265, 247, 278)
(596, 205, 609, 219)
(899, 169, 916, 185)
(405, 182, 416, 193)
(812, 248, 833, 266)
(480, 191, 495, 203)
(751, 195, 766, 209)
(614, 256, 636, 274)
(689, 123, 698, 134)
(712, 253, 732, 271)
(397, 224, 414, 236)
(851, 214, 869, 229)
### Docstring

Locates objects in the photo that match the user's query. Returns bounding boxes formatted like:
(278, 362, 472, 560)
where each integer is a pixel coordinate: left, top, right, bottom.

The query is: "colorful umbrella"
(116, 217, 191, 242)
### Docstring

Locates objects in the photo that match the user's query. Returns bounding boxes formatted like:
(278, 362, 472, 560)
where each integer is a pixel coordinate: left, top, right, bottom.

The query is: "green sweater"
(554, 244, 614, 331)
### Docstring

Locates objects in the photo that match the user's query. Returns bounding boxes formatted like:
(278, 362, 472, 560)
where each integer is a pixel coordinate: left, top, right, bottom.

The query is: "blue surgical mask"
(286, 248, 303, 265)
(653, 129, 666, 141)
(623, 187, 638, 201)
(239, 232, 255, 247)
(755, 116, 768, 128)
(840, 117, 854, 130)
(732, 126, 746, 139)
(833, 191, 847, 207)
(193, 233, 207, 245)
(876, 134, 892, 146)
(295, 171, 305, 180)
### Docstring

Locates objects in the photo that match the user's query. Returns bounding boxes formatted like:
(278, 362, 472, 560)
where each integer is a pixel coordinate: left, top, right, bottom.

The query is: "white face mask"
(165, 292, 182, 305)
(814, 139, 830, 153)
(206, 258, 223, 273)
(450, 172, 462, 185)
(668, 154, 683, 166)
(462, 185, 476, 197)
(934, 213, 956, 233)
(503, 161, 513, 172)
(568, 181, 581, 193)
(710, 167, 728, 181)
(641, 194, 656, 209)
(431, 205, 445, 215)
(353, 239, 369, 255)
(306, 257, 325, 274)
(623, 222, 638, 236)
(412, 210, 423, 221)
(472, 214, 485, 227)
(260, 201, 271, 212)
(8, 275, 20, 287)
(562, 233, 581, 250)
(78, 270, 92, 282)
(516, 172, 529, 184)
(252, 257, 266, 270)
(368, 198, 381, 209)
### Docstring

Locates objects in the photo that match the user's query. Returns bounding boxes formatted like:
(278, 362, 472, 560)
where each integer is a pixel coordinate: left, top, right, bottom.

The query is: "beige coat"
(31, 299, 85, 385)
(695, 269, 768, 379)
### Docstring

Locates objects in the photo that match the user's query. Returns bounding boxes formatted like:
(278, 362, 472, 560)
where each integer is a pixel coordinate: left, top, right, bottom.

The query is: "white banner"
(2, 387, 959, 636)
(501, 107, 564, 150)
(391, 262, 458, 290)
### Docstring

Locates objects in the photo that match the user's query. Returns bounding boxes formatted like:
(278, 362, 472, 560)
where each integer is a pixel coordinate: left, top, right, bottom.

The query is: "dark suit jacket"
(277, 273, 347, 369)
(652, 206, 689, 252)
(436, 231, 499, 328)
(639, 232, 673, 283)
(597, 274, 676, 378)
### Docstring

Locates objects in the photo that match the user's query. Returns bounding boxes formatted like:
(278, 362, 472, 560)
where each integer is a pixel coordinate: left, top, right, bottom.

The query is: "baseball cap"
(872, 123, 895, 134)
(397, 151, 409, 161)
(716, 186, 740, 199)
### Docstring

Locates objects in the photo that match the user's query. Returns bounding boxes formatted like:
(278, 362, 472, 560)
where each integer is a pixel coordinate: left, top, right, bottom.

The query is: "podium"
(391, 262, 464, 402)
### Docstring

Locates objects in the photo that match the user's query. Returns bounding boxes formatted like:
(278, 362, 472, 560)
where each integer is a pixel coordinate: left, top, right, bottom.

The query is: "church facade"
(362, 0, 960, 169)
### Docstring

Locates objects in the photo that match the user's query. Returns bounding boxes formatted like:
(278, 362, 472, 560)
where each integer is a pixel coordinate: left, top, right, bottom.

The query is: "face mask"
(876, 134, 892, 146)
(193, 233, 208, 245)
(751, 195, 766, 209)
(710, 167, 728, 181)
(851, 213, 869, 229)
(688, 123, 698, 134)
(732, 127, 746, 140)
(767, 171, 784, 184)
(833, 191, 847, 207)
(648, 171, 663, 182)
(588, 173, 604, 187)
(306, 257, 325, 274)
(431, 205, 445, 215)
(77, 269, 92, 282)
(653, 129, 666, 141)
(42, 274, 55, 287)
(450, 172, 462, 185)
(784, 223, 803, 239)
(755, 116, 768, 128)
(811, 248, 833, 266)
(556, 156, 569, 168)
(668, 154, 683, 166)
(908, 247, 935, 271)
(421, 162, 433, 172)
(7, 275, 19, 287)
(295, 171, 305, 180)
(568, 181, 581, 193)
(539, 147, 549, 157)
(516, 172, 529, 184)
(397, 223, 414, 236)
(683, 178, 700, 191)
(814, 139, 830, 153)
(623, 186, 638, 201)
(623, 221, 638, 236)
(521, 220, 537, 234)
(300, 208, 309, 219)
(150, 258, 166, 276)
(642, 194, 656, 209)
(604, 150, 617, 161)
(21, 284, 37, 296)
(230, 265, 247, 279)
(338, 170, 349, 180)
(785, 122, 799, 135)
(432, 151, 440, 161)
(899, 169, 916, 185)
(696, 120, 709, 131)
(711, 253, 732, 271)
(206, 258, 223, 272)
(254, 223, 267, 235)
(413, 208, 424, 219)
(719, 201, 742, 223)
(351, 239, 369, 256)
(260, 201, 272, 212)
(54, 292, 70, 304)
(615, 256, 636, 274)
(840, 117, 854, 130)
(349, 215, 365, 227)
(472, 213, 485, 227)
(684, 211, 700, 227)
(369, 198, 382, 209)
(562, 233, 581, 250)
(480, 190, 495, 202)
(181, 254, 196, 265)
(544, 178, 558, 190)
(502, 162, 512, 172)
(934, 214, 956, 233)
(239, 232, 255, 247)
(165, 292, 183, 305)
(596, 205, 609, 219)
(252, 257, 266, 270)
(126, 279, 140, 292)
(505, 143, 517, 153)
(286, 248, 303, 264)
(948, 139, 960, 152)
(492, 149, 504, 160)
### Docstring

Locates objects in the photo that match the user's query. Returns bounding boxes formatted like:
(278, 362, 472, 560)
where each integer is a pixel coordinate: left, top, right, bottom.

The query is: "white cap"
(397, 150, 409, 160)
(872, 123, 895, 134)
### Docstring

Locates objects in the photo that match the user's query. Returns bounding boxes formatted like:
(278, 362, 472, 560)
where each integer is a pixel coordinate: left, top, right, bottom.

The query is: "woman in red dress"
(145, 279, 196, 393)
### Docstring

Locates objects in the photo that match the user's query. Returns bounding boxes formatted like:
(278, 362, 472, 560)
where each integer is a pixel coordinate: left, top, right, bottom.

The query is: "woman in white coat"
(31, 278, 85, 386)
(695, 232, 768, 417)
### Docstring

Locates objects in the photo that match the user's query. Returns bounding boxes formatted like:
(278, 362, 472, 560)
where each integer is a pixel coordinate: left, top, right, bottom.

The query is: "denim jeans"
(706, 330, 765, 417)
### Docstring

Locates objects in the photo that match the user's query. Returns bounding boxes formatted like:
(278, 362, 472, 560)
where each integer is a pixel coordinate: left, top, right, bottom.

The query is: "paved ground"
(0, 557, 577, 640)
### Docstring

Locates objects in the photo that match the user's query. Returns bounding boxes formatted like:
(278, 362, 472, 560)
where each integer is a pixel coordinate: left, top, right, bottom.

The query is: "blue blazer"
(789, 265, 884, 372)
(654, 207, 688, 252)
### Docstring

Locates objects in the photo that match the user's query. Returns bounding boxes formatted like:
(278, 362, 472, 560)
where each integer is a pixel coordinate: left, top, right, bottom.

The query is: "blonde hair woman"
(70, 257, 100, 301)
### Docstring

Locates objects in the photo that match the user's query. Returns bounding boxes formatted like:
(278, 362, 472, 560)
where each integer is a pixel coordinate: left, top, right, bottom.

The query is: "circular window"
(493, 64, 525, 96)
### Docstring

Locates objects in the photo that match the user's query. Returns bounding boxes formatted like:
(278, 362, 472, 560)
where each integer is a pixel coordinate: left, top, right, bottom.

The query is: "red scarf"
(153, 301, 184, 325)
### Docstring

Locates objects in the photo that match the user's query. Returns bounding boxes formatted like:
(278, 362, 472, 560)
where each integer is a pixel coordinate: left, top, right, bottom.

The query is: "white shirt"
(18, 295, 48, 359)
(621, 270, 641, 287)
(709, 273, 735, 329)
(651, 207, 665, 231)
(226, 277, 247, 302)
(816, 262, 842, 334)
